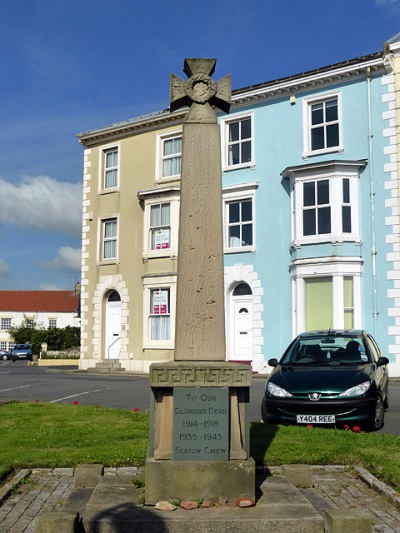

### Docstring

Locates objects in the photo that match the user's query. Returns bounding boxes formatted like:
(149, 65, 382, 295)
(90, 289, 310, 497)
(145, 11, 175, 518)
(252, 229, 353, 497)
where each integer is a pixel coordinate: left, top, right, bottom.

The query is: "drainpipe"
(366, 66, 378, 336)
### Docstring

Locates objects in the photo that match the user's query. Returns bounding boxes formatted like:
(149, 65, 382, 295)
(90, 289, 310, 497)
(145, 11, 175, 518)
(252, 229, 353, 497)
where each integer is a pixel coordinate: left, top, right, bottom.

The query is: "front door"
(105, 291, 121, 359)
(233, 300, 253, 359)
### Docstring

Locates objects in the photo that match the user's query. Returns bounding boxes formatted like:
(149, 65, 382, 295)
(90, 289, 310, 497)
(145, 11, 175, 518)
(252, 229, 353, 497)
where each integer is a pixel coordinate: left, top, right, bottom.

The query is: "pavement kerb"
(0, 469, 31, 504)
(355, 465, 400, 511)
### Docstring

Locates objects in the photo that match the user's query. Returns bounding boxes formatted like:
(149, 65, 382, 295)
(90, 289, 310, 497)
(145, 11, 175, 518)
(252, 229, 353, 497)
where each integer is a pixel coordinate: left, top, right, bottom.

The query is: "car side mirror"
(377, 356, 389, 367)
(268, 358, 279, 367)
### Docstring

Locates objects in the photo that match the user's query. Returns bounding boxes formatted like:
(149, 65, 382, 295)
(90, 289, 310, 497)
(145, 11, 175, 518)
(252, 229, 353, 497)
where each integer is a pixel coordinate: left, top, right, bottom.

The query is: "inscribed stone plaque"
(173, 387, 229, 461)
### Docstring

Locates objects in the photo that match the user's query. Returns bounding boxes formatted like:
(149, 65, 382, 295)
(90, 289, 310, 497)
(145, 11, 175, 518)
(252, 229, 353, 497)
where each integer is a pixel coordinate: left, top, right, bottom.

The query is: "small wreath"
(185, 73, 217, 104)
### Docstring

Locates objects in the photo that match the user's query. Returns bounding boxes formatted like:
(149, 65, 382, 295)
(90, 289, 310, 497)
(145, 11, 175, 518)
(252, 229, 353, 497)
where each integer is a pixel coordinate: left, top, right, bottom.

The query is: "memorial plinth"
(145, 361, 255, 504)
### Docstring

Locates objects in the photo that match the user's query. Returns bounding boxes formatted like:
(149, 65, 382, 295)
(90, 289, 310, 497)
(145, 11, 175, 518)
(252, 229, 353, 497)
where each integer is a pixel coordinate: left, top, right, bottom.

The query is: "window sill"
(224, 246, 256, 254)
(223, 162, 255, 173)
(97, 188, 120, 196)
(302, 146, 344, 159)
(143, 251, 177, 260)
(143, 342, 174, 350)
(97, 259, 119, 266)
(291, 236, 361, 248)
(154, 176, 181, 185)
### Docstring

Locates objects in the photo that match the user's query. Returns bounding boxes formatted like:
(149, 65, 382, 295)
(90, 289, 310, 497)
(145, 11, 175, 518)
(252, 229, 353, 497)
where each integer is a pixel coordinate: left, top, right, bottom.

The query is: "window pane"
(150, 205, 160, 227)
(311, 103, 324, 125)
(318, 206, 331, 234)
(106, 150, 118, 168)
(241, 141, 251, 163)
(326, 123, 339, 147)
(325, 99, 338, 122)
(163, 139, 174, 156)
(242, 223, 253, 246)
(229, 226, 241, 247)
(343, 178, 350, 203)
(303, 182, 315, 207)
(344, 277, 353, 329)
(342, 206, 352, 233)
(105, 169, 117, 189)
(305, 277, 333, 330)
(229, 122, 239, 142)
(229, 203, 240, 223)
(228, 144, 239, 166)
(104, 239, 116, 259)
(241, 119, 251, 139)
(303, 209, 316, 236)
(161, 203, 170, 226)
(311, 127, 324, 151)
(317, 180, 329, 205)
(241, 200, 252, 222)
(104, 220, 117, 238)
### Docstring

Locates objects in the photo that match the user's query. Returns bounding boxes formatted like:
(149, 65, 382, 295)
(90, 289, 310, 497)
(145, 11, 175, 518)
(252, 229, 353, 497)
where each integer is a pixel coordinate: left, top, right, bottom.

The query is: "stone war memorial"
(145, 58, 255, 504)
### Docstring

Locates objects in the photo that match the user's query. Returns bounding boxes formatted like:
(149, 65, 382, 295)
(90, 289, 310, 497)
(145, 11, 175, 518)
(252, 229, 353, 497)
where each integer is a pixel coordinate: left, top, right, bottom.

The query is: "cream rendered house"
(78, 110, 185, 372)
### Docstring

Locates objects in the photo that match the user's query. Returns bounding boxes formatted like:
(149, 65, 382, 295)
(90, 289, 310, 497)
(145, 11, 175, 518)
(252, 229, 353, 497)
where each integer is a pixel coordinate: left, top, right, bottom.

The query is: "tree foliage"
(9, 318, 80, 354)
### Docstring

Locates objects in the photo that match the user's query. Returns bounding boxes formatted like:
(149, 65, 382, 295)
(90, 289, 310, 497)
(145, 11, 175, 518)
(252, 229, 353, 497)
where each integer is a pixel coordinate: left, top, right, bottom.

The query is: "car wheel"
(367, 393, 385, 431)
(2, 354, 8, 361)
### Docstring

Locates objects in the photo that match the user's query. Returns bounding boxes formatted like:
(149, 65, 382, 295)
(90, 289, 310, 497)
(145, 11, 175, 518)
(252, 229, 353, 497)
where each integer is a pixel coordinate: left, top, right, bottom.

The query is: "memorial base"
(145, 457, 255, 504)
(145, 361, 255, 505)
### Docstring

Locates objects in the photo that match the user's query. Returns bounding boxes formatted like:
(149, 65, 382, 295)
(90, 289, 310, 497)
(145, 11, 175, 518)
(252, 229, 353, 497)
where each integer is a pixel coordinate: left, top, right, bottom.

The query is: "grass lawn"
(1, 401, 399, 492)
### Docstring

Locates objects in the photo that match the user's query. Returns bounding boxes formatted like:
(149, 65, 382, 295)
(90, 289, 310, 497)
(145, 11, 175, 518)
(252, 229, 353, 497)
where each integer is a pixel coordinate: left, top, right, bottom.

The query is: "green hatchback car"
(261, 330, 389, 431)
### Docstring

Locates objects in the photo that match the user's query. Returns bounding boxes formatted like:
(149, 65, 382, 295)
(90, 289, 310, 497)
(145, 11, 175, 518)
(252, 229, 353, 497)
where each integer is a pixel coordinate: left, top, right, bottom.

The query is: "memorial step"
(75, 472, 324, 532)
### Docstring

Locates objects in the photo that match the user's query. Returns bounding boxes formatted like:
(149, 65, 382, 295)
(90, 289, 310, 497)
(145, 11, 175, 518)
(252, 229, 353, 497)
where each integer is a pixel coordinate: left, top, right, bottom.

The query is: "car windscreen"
(280, 335, 369, 365)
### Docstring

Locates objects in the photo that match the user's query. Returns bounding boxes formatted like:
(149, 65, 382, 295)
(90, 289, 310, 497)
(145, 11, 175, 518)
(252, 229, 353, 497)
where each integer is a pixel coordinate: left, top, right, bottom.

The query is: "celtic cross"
(170, 58, 231, 118)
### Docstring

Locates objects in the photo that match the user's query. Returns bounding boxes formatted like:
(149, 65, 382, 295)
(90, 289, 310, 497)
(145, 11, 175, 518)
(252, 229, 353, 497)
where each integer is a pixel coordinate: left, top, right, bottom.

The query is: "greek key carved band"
(150, 366, 252, 387)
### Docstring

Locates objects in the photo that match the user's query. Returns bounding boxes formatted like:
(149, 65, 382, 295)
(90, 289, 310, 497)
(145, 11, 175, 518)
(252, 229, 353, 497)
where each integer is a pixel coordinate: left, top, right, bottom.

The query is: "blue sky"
(0, 0, 399, 290)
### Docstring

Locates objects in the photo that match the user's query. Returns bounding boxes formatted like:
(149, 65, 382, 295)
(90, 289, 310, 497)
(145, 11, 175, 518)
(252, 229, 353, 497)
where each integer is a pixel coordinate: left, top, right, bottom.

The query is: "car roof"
(297, 330, 365, 339)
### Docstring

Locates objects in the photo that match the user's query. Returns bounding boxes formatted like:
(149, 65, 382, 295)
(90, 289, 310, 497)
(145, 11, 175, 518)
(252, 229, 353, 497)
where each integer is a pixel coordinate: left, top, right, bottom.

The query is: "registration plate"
(296, 414, 335, 424)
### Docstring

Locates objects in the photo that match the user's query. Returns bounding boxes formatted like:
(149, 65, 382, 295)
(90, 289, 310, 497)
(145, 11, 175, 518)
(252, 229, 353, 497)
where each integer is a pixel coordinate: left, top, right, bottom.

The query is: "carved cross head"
(170, 58, 231, 114)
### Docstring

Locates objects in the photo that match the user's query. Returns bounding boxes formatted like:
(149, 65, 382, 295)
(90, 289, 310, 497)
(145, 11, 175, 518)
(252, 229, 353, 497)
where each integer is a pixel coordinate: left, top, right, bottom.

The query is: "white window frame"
(1, 318, 11, 331)
(302, 91, 343, 158)
(140, 188, 180, 259)
(98, 143, 120, 193)
(99, 216, 119, 264)
(143, 275, 176, 349)
(221, 112, 254, 171)
(48, 319, 57, 328)
(156, 130, 182, 182)
(223, 182, 258, 253)
(290, 257, 362, 336)
(284, 161, 363, 247)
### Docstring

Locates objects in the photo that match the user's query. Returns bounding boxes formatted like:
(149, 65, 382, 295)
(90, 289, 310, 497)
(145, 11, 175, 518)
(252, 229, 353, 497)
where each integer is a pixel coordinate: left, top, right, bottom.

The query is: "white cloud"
(0, 175, 82, 237)
(41, 246, 81, 273)
(0, 259, 10, 277)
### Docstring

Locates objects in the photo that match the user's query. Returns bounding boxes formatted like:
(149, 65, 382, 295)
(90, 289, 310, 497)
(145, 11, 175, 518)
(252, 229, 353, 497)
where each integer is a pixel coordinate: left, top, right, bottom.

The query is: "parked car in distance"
(11, 344, 33, 361)
(261, 330, 389, 432)
(0, 349, 11, 361)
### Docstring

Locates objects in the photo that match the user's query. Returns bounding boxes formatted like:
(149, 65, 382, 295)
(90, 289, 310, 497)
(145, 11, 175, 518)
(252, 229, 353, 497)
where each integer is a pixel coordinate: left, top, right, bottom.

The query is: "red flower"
(352, 426, 361, 432)
(72, 400, 79, 405)
(307, 424, 313, 428)
(133, 408, 140, 413)
(344, 424, 350, 430)
(35, 399, 40, 403)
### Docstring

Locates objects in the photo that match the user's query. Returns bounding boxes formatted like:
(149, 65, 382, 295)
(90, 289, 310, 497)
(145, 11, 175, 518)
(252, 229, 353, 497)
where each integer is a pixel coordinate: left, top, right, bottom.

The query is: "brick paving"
(0, 466, 399, 532)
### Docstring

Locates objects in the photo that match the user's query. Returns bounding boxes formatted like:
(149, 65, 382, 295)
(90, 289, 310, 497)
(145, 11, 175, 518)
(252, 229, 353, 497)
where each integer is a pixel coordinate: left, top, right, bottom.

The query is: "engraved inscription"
(173, 387, 229, 461)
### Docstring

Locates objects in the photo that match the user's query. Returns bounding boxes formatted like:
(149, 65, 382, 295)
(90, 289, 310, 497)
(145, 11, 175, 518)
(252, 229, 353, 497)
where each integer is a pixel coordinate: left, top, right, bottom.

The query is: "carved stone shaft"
(174, 111, 226, 360)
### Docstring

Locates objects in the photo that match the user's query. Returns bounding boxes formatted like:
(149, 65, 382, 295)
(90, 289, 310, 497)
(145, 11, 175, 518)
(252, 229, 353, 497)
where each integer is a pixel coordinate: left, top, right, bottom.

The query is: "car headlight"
(338, 381, 370, 397)
(267, 382, 292, 397)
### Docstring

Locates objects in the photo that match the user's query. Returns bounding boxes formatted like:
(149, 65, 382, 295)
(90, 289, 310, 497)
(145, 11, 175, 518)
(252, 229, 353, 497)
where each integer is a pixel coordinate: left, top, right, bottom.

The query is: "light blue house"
(78, 36, 400, 377)
(220, 39, 400, 376)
